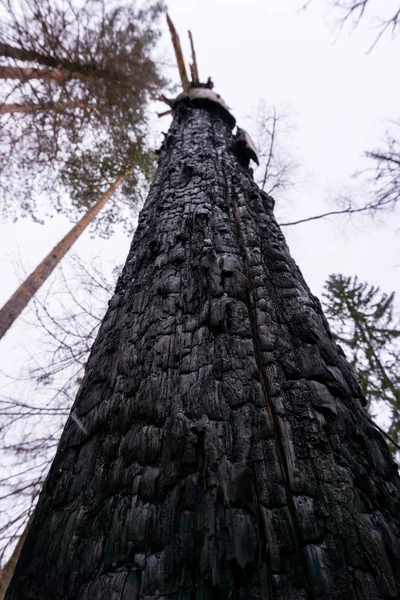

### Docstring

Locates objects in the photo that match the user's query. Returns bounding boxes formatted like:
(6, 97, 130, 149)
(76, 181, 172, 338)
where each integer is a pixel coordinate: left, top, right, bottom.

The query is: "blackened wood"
(6, 98, 400, 600)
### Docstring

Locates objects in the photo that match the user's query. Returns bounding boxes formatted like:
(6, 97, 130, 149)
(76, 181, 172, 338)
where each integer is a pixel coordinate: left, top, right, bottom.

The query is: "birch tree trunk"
(5, 96, 400, 599)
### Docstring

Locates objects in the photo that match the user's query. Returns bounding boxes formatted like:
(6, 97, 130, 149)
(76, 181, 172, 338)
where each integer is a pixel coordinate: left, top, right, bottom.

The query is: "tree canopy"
(0, 0, 166, 232)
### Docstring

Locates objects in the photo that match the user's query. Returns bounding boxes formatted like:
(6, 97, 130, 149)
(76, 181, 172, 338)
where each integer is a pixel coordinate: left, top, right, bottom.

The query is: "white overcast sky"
(0, 0, 399, 385)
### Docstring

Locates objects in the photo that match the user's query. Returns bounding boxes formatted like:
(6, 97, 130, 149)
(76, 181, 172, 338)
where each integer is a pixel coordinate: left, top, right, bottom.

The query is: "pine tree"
(323, 274, 400, 454)
(0, 0, 164, 222)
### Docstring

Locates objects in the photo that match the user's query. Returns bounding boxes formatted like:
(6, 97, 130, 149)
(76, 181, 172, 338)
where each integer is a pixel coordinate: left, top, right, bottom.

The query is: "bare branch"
(188, 30, 199, 84)
(250, 100, 300, 198)
(166, 14, 190, 91)
(279, 205, 372, 226)
(260, 108, 277, 192)
(302, 1, 400, 47)
(157, 109, 172, 118)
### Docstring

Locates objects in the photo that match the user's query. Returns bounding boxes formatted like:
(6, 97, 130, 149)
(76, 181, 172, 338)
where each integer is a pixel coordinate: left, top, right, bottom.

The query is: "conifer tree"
(323, 274, 400, 453)
(0, 0, 165, 222)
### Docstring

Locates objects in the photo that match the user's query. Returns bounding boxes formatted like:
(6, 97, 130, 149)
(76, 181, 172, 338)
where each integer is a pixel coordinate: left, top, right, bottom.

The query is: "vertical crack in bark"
(200, 113, 277, 597)
(206, 113, 276, 600)
(225, 164, 313, 597)
(229, 224, 274, 590)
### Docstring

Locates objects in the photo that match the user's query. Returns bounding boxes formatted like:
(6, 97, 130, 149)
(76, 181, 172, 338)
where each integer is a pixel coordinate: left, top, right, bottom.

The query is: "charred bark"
(6, 98, 400, 599)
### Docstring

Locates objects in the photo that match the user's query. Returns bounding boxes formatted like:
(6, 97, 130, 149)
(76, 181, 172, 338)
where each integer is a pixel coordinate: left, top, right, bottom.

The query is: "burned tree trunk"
(6, 94, 400, 599)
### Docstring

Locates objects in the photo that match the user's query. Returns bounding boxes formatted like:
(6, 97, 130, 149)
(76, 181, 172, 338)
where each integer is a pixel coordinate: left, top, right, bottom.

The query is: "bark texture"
(6, 99, 400, 599)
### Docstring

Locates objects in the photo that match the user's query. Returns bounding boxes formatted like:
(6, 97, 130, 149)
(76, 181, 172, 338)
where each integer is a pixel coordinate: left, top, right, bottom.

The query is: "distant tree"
(361, 123, 400, 214)
(323, 274, 400, 454)
(252, 101, 300, 198)
(0, 0, 165, 225)
(0, 166, 138, 340)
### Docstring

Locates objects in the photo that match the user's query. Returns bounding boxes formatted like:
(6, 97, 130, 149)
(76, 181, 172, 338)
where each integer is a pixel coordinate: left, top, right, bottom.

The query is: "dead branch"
(166, 14, 190, 91)
(157, 109, 172, 118)
(154, 94, 174, 107)
(279, 205, 372, 226)
(188, 30, 199, 84)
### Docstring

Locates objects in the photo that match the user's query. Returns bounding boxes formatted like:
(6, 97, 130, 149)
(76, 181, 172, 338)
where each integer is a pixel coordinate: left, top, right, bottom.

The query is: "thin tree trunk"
(0, 519, 31, 600)
(0, 172, 130, 341)
(0, 100, 91, 115)
(5, 97, 400, 599)
(0, 65, 72, 84)
(0, 43, 109, 80)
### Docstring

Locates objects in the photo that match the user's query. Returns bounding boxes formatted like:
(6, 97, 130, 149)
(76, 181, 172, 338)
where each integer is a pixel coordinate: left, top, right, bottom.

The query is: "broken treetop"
(162, 16, 236, 128)
(162, 18, 263, 167)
